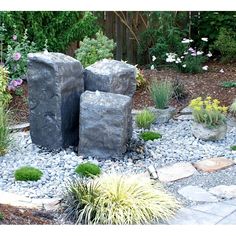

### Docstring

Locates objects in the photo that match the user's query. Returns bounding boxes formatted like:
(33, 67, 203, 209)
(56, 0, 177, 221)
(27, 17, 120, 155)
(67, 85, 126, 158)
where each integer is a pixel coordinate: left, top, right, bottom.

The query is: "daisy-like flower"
(201, 37, 208, 42)
(150, 65, 155, 70)
(220, 69, 224, 73)
(152, 55, 157, 62)
(202, 65, 208, 71)
(207, 51, 212, 57)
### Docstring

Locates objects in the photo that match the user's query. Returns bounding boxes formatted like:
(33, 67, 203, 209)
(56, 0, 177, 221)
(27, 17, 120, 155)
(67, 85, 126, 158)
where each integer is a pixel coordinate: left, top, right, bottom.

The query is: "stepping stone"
(178, 185, 218, 202)
(168, 208, 222, 225)
(193, 157, 235, 173)
(175, 114, 193, 121)
(157, 162, 197, 182)
(180, 106, 192, 114)
(209, 185, 236, 199)
(191, 202, 236, 217)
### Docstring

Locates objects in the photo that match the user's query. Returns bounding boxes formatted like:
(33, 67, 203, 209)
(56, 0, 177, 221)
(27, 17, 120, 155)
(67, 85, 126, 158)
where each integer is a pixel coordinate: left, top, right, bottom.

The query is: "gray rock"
(191, 122, 227, 141)
(27, 52, 84, 149)
(84, 59, 136, 97)
(79, 91, 132, 158)
(148, 106, 176, 124)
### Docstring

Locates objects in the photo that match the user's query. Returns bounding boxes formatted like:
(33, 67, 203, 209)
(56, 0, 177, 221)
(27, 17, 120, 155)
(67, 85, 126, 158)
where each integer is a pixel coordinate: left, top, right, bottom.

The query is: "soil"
(3, 61, 236, 224)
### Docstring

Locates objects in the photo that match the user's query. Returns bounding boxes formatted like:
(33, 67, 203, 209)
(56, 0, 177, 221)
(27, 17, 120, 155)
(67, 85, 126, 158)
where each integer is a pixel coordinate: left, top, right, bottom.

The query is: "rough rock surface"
(209, 185, 236, 199)
(27, 52, 84, 149)
(191, 122, 227, 141)
(84, 59, 136, 97)
(148, 106, 176, 124)
(79, 91, 132, 158)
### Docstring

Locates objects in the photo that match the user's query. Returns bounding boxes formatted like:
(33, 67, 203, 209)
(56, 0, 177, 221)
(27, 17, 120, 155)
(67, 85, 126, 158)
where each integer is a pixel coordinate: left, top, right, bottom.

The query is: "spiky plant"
(61, 173, 180, 225)
(135, 109, 156, 129)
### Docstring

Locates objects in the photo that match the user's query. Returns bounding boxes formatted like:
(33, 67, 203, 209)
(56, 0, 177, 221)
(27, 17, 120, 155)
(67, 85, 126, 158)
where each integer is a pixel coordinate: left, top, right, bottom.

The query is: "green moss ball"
(14, 166, 43, 181)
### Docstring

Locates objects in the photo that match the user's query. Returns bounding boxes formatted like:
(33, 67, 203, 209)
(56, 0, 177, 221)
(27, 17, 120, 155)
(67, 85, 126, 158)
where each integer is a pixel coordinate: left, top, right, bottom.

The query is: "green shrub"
(14, 166, 43, 181)
(135, 109, 156, 129)
(61, 173, 180, 224)
(139, 131, 162, 141)
(230, 145, 236, 151)
(0, 66, 12, 106)
(221, 81, 236, 88)
(75, 31, 115, 68)
(0, 105, 10, 156)
(172, 77, 188, 100)
(149, 80, 173, 109)
(0, 212, 4, 221)
(229, 98, 236, 117)
(213, 28, 236, 62)
(75, 162, 101, 178)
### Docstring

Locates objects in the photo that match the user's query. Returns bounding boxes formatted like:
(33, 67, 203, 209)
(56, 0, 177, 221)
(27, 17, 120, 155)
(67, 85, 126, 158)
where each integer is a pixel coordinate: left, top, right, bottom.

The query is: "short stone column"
(84, 59, 136, 97)
(27, 52, 84, 149)
(79, 91, 132, 157)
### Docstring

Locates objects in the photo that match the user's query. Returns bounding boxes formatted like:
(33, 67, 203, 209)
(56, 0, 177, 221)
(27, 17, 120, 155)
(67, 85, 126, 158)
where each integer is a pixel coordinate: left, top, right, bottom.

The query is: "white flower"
(181, 56, 184, 59)
(183, 51, 188, 55)
(150, 65, 155, 70)
(176, 57, 182, 63)
(166, 53, 177, 63)
(201, 37, 208, 42)
(152, 55, 157, 61)
(207, 51, 212, 57)
(202, 65, 208, 71)
(197, 51, 203, 55)
(181, 38, 193, 44)
(182, 64, 186, 68)
(220, 69, 224, 73)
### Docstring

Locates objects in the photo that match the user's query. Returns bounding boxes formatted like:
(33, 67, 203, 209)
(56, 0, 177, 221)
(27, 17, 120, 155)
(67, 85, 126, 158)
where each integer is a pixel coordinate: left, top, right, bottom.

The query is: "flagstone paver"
(178, 185, 218, 202)
(157, 162, 197, 182)
(216, 211, 236, 225)
(209, 185, 236, 199)
(193, 157, 235, 173)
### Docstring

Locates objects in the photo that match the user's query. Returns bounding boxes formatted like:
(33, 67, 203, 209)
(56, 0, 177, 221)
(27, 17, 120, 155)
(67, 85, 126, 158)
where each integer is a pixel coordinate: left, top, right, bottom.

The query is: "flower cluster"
(7, 79, 23, 92)
(189, 96, 228, 128)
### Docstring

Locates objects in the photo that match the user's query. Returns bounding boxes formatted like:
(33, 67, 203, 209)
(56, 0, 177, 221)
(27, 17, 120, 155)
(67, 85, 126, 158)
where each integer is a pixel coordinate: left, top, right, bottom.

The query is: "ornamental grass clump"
(135, 109, 156, 129)
(149, 80, 173, 109)
(189, 96, 228, 128)
(62, 173, 180, 224)
(14, 166, 43, 181)
(75, 162, 101, 178)
(139, 131, 162, 141)
(229, 98, 236, 117)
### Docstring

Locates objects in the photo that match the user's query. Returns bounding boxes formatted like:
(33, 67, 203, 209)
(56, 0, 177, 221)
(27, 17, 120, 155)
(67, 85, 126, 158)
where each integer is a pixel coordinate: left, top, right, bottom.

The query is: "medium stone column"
(84, 59, 136, 97)
(27, 52, 84, 150)
(79, 91, 132, 158)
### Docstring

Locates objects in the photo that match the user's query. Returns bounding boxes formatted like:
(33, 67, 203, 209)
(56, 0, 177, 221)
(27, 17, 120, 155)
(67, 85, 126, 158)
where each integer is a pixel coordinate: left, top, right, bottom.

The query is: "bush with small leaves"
(61, 173, 180, 224)
(230, 145, 236, 151)
(135, 109, 156, 129)
(0, 212, 4, 221)
(14, 166, 43, 181)
(75, 162, 101, 178)
(139, 131, 162, 141)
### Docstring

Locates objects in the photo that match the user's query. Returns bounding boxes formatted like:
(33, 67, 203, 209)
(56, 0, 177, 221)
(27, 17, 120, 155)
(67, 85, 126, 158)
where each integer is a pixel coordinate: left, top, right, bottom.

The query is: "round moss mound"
(14, 166, 43, 181)
(139, 131, 162, 141)
(230, 145, 236, 151)
(75, 162, 101, 178)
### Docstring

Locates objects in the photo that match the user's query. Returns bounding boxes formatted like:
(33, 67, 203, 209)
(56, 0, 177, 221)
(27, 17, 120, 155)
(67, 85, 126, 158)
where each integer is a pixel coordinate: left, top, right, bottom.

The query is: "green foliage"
(136, 68, 147, 89)
(0, 12, 100, 54)
(14, 166, 43, 181)
(229, 98, 236, 117)
(75, 31, 115, 68)
(212, 28, 236, 62)
(0, 105, 10, 156)
(135, 109, 156, 129)
(230, 145, 236, 151)
(149, 80, 173, 109)
(0, 66, 11, 106)
(221, 81, 236, 88)
(61, 173, 180, 224)
(75, 162, 101, 178)
(172, 77, 188, 100)
(139, 131, 162, 141)
(138, 12, 188, 66)
(0, 212, 4, 221)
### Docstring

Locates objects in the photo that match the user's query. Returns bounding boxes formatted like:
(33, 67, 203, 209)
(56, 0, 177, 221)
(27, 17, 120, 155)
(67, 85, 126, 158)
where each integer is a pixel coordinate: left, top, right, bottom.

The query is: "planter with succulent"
(149, 80, 176, 124)
(189, 96, 228, 141)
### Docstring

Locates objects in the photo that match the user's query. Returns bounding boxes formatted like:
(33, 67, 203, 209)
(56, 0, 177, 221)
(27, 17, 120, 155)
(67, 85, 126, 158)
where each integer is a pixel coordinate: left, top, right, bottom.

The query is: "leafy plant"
(75, 162, 101, 178)
(61, 173, 180, 224)
(75, 31, 115, 68)
(0, 212, 4, 221)
(0, 105, 10, 156)
(221, 81, 236, 88)
(212, 27, 236, 62)
(229, 98, 236, 117)
(14, 166, 43, 181)
(135, 109, 156, 129)
(139, 131, 162, 141)
(0, 66, 11, 106)
(172, 77, 188, 100)
(136, 68, 147, 89)
(189, 96, 228, 128)
(149, 80, 173, 109)
(230, 145, 236, 151)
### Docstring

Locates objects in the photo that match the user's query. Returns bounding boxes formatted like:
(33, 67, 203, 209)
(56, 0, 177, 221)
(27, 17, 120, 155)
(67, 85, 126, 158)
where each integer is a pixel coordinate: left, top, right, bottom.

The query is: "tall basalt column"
(27, 52, 84, 150)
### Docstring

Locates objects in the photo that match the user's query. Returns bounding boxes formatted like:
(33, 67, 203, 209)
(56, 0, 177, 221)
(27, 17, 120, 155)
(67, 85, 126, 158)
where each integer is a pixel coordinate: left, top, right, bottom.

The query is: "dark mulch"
(4, 61, 236, 224)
